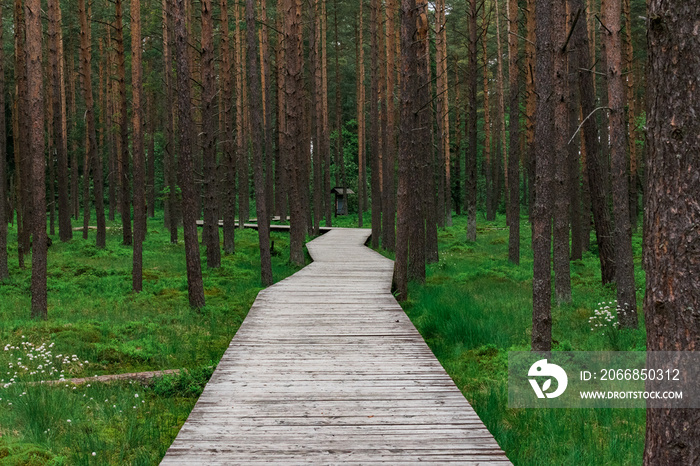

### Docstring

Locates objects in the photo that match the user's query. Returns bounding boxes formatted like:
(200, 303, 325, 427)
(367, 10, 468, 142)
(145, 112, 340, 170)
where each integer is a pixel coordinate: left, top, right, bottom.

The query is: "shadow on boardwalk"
(161, 228, 511, 464)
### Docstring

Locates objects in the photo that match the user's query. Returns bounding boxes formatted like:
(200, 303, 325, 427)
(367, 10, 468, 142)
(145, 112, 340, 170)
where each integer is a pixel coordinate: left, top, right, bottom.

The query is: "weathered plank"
(161, 228, 510, 464)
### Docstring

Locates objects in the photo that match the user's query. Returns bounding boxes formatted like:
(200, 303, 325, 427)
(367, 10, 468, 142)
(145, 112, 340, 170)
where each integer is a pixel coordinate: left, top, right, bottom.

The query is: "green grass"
(0, 212, 301, 464)
(401, 213, 646, 466)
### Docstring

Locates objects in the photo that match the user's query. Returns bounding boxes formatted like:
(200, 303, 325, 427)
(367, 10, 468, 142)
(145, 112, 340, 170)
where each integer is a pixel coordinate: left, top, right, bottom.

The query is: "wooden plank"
(161, 229, 510, 464)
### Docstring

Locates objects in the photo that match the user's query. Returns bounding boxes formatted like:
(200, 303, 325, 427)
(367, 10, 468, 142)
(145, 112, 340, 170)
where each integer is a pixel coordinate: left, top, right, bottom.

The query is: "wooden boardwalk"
(161, 228, 510, 464)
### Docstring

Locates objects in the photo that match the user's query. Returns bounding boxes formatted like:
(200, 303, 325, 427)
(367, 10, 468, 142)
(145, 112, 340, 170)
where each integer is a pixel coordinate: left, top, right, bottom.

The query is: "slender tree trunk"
(644, 1, 700, 461)
(424, 40, 438, 264)
(454, 67, 462, 217)
(507, 0, 520, 264)
(221, 0, 236, 253)
(261, 0, 275, 224)
(571, 0, 616, 285)
(310, 0, 322, 236)
(553, 0, 571, 304)
(465, 0, 478, 241)
(569, 4, 583, 261)
(163, 0, 179, 243)
(622, 0, 637, 229)
(106, 26, 116, 222)
(356, 4, 366, 228)
(525, 0, 536, 220)
(49, 0, 71, 242)
(436, 0, 450, 228)
(246, 0, 273, 286)
(47, 58, 56, 238)
(235, 3, 250, 228)
(26, 0, 47, 319)
(115, 0, 132, 245)
(131, 0, 145, 290)
(334, 0, 346, 217)
(382, 0, 396, 247)
(174, 0, 205, 308)
(369, 0, 382, 247)
(322, 0, 332, 225)
(482, 5, 494, 221)
(285, 0, 306, 266)
(201, 0, 221, 268)
(531, 0, 554, 351)
(15, 0, 31, 269)
(494, 0, 506, 222)
(275, 0, 287, 223)
(0, 1, 8, 283)
(147, 91, 156, 218)
(603, 0, 637, 328)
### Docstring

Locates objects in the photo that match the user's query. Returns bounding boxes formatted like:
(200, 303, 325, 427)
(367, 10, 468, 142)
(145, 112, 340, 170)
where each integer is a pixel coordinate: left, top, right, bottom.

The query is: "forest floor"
(0, 210, 645, 465)
(0, 213, 302, 465)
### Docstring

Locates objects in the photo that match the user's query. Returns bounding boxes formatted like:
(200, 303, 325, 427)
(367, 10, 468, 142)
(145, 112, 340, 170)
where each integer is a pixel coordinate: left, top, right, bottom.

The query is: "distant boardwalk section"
(161, 228, 511, 464)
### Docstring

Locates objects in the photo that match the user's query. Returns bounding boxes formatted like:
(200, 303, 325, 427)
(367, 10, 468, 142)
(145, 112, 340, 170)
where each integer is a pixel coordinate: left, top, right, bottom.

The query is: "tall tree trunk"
(310, 0, 322, 236)
(131, 0, 146, 291)
(553, 0, 571, 304)
(261, 0, 275, 225)
(356, 3, 366, 228)
(382, 0, 396, 248)
(106, 26, 117, 222)
(174, 0, 205, 308)
(15, 0, 31, 269)
(275, 0, 287, 223)
(221, 0, 236, 253)
(531, 0, 554, 351)
(603, 0, 637, 328)
(571, 0, 616, 285)
(0, 1, 8, 283)
(393, 0, 429, 300)
(47, 48, 56, 238)
(482, 5, 494, 221)
(369, 0, 382, 247)
(454, 67, 462, 217)
(465, 0, 478, 241)
(163, 0, 179, 243)
(494, 0, 506, 222)
(26, 0, 47, 319)
(507, 0, 520, 264)
(201, 0, 221, 268)
(285, 0, 306, 266)
(525, 0, 536, 220)
(49, 0, 72, 242)
(424, 38, 438, 264)
(235, 3, 250, 228)
(644, 1, 700, 462)
(569, 4, 583, 261)
(436, 0, 450, 228)
(622, 0, 637, 229)
(115, 0, 132, 245)
(147, 91, 156, 218)
(247, 0, 273, 286)
(322, 0, 332, 225)
(334, 0, 346, 217)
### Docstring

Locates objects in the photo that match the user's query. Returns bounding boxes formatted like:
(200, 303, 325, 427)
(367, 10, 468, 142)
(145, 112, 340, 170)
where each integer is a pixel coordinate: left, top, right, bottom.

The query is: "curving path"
(161, 228, 511, 464)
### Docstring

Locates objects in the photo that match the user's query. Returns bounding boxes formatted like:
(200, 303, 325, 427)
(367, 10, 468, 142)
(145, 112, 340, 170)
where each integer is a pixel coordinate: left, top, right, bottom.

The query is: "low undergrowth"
(401, 213, 646, 466)
(0, 212, 300, 464)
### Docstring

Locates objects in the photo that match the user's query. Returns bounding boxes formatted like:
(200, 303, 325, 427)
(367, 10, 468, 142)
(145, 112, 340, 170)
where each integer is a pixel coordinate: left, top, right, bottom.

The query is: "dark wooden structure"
(331, 187, 354, 216)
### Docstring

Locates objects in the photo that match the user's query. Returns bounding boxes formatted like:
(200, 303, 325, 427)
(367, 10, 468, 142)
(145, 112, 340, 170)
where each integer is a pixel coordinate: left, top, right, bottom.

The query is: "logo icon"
(528, 359, 568, 399)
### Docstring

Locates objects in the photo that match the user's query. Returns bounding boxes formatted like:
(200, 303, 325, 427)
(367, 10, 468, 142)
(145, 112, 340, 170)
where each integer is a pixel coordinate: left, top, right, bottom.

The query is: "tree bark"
(0, 0, 8, 283)
(465, 0, 478, 241)
(131, 0, 146, 291)
(568, 4, 583, 262)
(382, 0, 396, 248)
(531, 0, 554, 351)
(115, 0, 132, 246)
(221, 0, 236, 254)
(644, 1, 700, 462)
(436, 0, 450, 228)
(603, 0, 637, 328)
(174, 0, 206, 308)
(356, 3, 366, 228)
(322, 0, 332, 225)
(369, 0, 382, 248)
(622, 0, 637, 229)
(235, 3, 250, 228)
(163, 0, 179, 243)
(507, 0, 520, 264)
(334, 0, 347, 218)
(285, 0, 306, 266)
(393, 0, 429, 300)
(525, 0, 536, 221)
(571, 0, 616, 285)
(49, 0, 72, 243)
(201, 0, 221, 268)
(246, 0, 273, 286)
(26, 0, 47, 319)
(553, 0, 571, 304)
(310, 0, 322, 236)
(494, 0, 507, 222)
(275, 0, 287, 223)
(482, 5, 494, 222)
